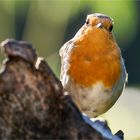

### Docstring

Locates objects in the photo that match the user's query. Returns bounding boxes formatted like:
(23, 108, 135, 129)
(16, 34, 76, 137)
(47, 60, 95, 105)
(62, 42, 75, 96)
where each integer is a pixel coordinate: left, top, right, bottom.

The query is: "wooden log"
(0, 39, 123, 139)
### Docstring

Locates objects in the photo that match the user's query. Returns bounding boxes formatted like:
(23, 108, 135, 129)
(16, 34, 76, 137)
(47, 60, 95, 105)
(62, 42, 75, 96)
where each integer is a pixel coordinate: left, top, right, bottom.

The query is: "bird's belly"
(67, 82, 113, 117)
(61, 58, 127, 117)
(64, 71, 126, 117)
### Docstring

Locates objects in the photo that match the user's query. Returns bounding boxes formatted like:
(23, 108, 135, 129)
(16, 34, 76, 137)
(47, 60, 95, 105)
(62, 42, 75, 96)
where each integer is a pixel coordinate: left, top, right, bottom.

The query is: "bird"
(59, 13, 127, 117)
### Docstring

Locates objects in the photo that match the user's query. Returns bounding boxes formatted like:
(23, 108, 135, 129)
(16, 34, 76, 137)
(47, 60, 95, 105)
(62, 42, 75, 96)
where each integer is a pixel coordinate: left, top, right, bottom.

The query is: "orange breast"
(68, 27, 122, 88)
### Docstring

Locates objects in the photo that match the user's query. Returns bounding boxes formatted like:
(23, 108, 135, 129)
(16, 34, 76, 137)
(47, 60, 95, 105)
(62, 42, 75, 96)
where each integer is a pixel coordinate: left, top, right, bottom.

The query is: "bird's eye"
(109, 25, 113, 32)
(86, 19, 90, 25)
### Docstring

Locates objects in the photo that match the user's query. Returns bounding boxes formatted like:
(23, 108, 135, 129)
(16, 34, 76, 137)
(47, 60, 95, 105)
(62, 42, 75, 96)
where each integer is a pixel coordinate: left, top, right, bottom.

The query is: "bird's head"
(85, 13, 114, 32)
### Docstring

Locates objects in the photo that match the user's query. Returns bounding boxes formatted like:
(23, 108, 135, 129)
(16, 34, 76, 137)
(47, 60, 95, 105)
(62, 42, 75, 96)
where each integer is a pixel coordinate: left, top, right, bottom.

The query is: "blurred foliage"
(0, 0, 140, 86)
(104, 87, 140, 140)
(0, 0, 140, 139)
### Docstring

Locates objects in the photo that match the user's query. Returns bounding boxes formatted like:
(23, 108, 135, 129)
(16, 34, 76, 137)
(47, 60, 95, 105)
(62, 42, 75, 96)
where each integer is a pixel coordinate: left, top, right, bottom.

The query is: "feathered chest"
(67, 29, 122, 88)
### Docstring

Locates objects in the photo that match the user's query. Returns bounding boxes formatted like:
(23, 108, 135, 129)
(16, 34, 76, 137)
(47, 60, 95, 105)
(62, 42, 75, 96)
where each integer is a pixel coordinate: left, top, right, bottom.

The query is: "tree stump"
(0, 39, 123, 139)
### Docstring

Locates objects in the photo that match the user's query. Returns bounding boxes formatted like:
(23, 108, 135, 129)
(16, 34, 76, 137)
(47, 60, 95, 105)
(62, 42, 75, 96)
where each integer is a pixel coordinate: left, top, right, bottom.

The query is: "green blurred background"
(0, 0, 140, 139)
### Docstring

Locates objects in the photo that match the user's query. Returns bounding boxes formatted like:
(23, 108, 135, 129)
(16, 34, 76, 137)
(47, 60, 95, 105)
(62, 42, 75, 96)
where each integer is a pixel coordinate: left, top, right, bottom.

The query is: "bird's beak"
(96, 23, 103, 28)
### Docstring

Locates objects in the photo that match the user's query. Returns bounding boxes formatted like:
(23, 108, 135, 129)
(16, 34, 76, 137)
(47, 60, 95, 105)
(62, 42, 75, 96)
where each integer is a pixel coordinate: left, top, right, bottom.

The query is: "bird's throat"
(68, 28, 122, 88)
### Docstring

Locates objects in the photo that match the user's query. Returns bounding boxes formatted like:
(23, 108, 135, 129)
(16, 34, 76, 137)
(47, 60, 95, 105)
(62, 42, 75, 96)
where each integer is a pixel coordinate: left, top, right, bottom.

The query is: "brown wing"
(59, 40, 74, 82)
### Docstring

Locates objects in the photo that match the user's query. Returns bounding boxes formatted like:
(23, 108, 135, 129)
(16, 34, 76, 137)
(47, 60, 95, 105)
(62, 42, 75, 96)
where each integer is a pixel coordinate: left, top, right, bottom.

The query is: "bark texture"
(0, 39, 123, 140)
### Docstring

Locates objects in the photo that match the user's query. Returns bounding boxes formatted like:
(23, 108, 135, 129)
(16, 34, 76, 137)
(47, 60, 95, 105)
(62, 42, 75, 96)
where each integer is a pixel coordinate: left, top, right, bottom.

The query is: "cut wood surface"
(0, 39, 123, 139)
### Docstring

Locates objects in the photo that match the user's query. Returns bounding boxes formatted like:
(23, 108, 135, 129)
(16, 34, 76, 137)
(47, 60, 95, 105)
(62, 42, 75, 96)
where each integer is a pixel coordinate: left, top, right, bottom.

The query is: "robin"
(59, 13, 127, 117)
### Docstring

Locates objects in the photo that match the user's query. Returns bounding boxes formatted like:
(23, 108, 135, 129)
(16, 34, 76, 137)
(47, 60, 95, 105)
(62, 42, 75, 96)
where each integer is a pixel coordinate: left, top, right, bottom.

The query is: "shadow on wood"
(0, 39, 123, 139)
